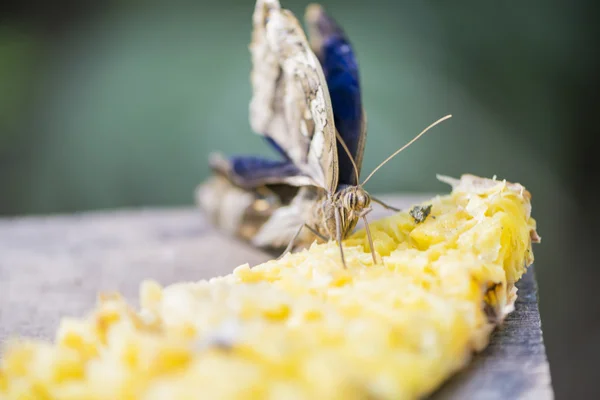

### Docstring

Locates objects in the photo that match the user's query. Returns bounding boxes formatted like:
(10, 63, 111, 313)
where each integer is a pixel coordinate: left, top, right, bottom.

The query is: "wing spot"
(300, 120, 309, 137)
(311, 131, 324, 157)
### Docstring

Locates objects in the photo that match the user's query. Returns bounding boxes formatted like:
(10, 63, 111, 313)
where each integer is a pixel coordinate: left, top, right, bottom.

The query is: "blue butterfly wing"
(209, 151, 315, 190)
(264, 137, 290, 160)
(306, 5, 366, 187)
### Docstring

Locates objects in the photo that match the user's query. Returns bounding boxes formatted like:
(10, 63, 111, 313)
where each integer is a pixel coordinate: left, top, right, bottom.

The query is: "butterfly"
(197, 0, 451, 267)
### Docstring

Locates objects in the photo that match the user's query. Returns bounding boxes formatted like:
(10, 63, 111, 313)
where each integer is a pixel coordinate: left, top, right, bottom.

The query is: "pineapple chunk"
(0, 174, 539, 400)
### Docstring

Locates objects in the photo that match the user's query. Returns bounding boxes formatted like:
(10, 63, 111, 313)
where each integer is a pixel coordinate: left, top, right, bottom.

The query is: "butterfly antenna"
(361, 115, 452, 186)
(335, 130, 361, 184)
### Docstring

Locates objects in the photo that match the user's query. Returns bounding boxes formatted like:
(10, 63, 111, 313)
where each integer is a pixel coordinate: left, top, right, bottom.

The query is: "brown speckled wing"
(248, 0, 338, 193)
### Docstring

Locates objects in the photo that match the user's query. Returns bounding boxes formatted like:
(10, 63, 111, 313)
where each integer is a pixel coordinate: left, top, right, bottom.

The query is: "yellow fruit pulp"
(0, 174, 539, 400)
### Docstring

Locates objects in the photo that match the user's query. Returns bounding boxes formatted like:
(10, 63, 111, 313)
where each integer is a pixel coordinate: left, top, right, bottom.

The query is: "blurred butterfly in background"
(197, 0, 451, 267)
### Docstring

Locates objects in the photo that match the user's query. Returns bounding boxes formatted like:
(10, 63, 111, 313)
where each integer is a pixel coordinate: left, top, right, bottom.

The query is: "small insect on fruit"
(409, 204, 433, 224)
(197, 0, 451, 268)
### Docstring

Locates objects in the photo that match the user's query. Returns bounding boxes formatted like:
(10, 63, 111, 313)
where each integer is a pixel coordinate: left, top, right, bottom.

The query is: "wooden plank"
(432, 269, 553, 399)
(0, 201, 552, 398)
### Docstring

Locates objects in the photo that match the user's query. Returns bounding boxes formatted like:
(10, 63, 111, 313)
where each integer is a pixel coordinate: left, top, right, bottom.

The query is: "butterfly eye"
(357, 193, 370, 208)
(357, 195, 365, 208)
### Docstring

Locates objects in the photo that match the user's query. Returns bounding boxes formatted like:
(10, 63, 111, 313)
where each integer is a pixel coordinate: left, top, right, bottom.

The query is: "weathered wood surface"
(0, 198, 552, 399)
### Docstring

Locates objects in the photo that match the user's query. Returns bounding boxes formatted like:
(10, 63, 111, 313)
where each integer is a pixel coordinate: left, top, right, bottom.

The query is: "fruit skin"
(0, 174, 539, 400)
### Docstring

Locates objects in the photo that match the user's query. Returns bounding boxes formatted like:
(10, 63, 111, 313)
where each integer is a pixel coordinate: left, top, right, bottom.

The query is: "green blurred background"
(1, 0, 598, 397)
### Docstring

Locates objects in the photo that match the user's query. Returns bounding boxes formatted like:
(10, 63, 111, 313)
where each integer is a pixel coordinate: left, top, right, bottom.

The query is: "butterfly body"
(199, 1, 371, 257)
(310, 185, 371, 241)
(197, 0, 450, 266)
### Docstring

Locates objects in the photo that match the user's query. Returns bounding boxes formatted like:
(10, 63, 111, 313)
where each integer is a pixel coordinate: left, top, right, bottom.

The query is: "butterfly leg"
(277, 224, 305, 260)
(334, 206, 347, 269)
(304, 224, 328, 242)
(371, 196, 401, 212)
(359, 208, 378, 264)
(277, 224, 328, 260)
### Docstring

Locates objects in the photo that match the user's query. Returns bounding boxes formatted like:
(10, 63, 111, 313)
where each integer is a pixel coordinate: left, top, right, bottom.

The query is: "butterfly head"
(338, 185, 371, 215)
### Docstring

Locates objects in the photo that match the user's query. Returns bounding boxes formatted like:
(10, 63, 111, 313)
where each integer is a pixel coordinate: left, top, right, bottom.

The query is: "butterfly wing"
(196, 173, 304, 246)
(251, 186, 319, 249)
(249, 0, 339, 193)
(305, 5, 366, 187)
(220, 3, 364, 191)
(208, 152, 315, 190)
